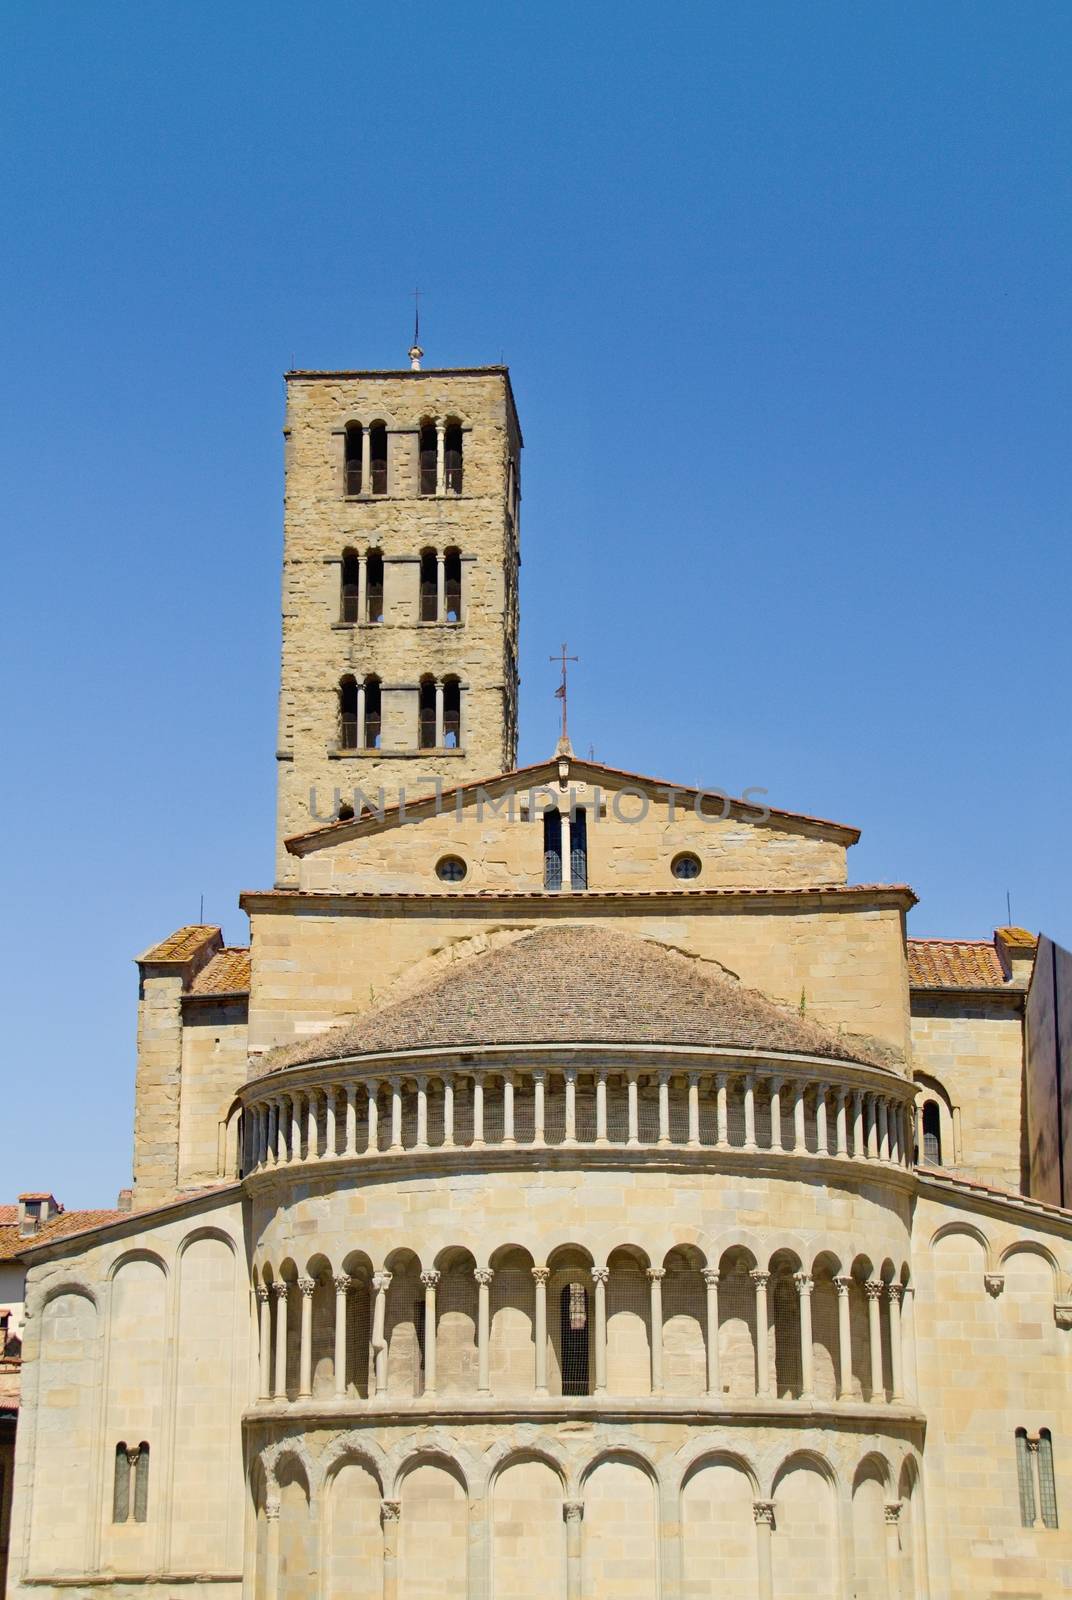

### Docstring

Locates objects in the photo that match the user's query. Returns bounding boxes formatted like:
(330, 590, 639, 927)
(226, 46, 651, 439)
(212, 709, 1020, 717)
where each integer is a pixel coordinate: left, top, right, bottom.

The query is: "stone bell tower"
(273, 359, 522, 882)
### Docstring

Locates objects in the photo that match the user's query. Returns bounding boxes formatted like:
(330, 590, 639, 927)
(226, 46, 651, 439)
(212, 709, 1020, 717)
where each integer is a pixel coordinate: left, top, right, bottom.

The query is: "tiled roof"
(0, 1207, 16, 1226)
(0, 1209, 126, 1263)
(188, 947, 251, 996)
(907, 939, 1007, 989)
(263, 924, 889, 1073)
(138, 925, 220, 965)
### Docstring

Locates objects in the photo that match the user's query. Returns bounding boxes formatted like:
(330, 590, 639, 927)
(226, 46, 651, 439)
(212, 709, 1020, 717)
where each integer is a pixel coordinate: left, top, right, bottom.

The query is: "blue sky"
(1, 3, 1069, 1204)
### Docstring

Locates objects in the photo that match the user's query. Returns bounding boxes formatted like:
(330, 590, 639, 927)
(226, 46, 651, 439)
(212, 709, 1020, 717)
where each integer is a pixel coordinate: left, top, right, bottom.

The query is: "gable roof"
(261, 923, 887, 1073)
(908, 939, 1007, 990)
(187, 947, 251, 997)
(284, 756, 860, 854)
(0, 1209, 127, 1263)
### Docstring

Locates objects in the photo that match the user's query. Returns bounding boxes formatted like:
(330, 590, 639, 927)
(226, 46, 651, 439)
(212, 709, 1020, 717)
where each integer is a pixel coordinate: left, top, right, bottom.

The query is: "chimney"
(17, 1193, 60, 1237)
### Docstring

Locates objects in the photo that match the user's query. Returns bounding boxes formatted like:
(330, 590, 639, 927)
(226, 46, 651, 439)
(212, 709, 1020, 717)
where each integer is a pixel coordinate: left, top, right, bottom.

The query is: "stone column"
(420, 1271, 440, 1395)
(381, 1500, 401, 1600)
(888, 1284, 904, 1400)
(434, 679, 444, 748)
(716, 1073, 729, 1147)
(502, 1073, 515, 1144)
(595, 1069, 609, 1144)
(853, 1090, 865, 1159)
(390, 1078, 403, 1150)
(356, 679, 366, 747)
(533, 1070, 545, 1146)
(702, 1270, 720, 1396)
(436, 551, 446, 621)
(564, 1066, 577, 1143)
(532, 1268, 549, 1393)
(590, 1267, 609, 1392)
(358, 431, 371, 496)
(835, 1089, 848, 1156)
(257, 1286, 271, 1399)
(865, 1280, 885, 1401)
(357, 552, 368, 620)
(648, 1268, 665, 1393)
(793, 1083, 806, 1150)
(272, 1282, 289, 1400)
(743, 1073, 757, 1149)
(564, 1501, 584, 1600)
(753, 1502, 775, 1600)
(264, 1500, 281, 1600)
(658, 1070, 671, 1145)
(626, 1070, 639, 1146)
(884, 1502, 902, 1596)
(475, 1268, 494, 1394)
(324, 1089, 336, 1158)
(333, 1275, 350, 1398)
(371, 1271, 391, 1394)
(435, 418, 446, 495)
(367, 1082, 380, 1151)
(687, 1072, 700, 1147)
(751, 1270, 770, 1396)
(443, 1077, 455, 1147)
(345, 1084, 358, 1154)
(473, 1074, 485, 1146)
(290, 1097, 302, 1163)
(266, 1102, 277, 1166)
(769, 1079, 783, 1151)
(816, 1087, 829, 1155)
(834, 1276, 853, 1400)
(298, 1277, 315, 1398)
(307, 1092, 318, 1160)
(415, 1075, 428, 1149)
(866, 1096, 879, 1159)
(561, 809, 573, 890)
(794, 1273, 814, 1399)
(878, 1099, 890, 1162)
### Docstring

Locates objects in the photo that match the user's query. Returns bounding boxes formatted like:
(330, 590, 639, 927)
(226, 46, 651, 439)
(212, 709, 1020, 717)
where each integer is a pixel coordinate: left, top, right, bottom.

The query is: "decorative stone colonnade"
(251, 1242, 915, 1411)
(238, 1053, 917, 1177)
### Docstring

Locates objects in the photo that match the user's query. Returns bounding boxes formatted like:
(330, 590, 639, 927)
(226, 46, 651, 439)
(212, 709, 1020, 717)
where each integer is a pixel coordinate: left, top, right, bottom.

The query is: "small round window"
(436, 855, 467, 883)
(671, 852, 702, 881)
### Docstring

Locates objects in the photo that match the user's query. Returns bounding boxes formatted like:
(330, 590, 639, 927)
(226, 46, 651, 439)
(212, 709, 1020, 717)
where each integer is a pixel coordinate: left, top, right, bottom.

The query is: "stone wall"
(910, 997, 1025, 1190)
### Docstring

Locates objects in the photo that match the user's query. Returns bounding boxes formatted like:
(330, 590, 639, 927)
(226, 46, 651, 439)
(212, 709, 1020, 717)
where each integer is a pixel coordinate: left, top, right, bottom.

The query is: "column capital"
(793, 1272, 814, 1297)
(332, 1274, 352, 1294)
(271, 1281, 289, 1301)
(563, 1500, 584, 1524)
(883, 1501, 902, 1526)
(864, 1278, 885, 1301)
(265, 1499, 281, 1522)
(298, 1276, 316, 1298)
(474, 1267, 495, 1287)
(372, 1270, 393, 1293)
(646, 1267, 666, 1283)
(531, 1266, 550, 1285)
(701, 1269, 720, 1288)
(749, 1269, 770, 1289)
(753, 1499, 776, 1527)
(590, 1267, 609, 1286)
(833, 1275, 853, 1298)
(888, 1282, 905, 1305)
(380, 1498, 401, 1523)
(255, 1285, 270, 1304)
(420, 1270, 441, 1289)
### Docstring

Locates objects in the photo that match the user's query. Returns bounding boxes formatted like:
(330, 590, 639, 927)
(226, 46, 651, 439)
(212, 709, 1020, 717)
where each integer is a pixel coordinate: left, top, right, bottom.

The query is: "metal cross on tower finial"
(409, 287, 424, 370)
(550, 642, 579, 746)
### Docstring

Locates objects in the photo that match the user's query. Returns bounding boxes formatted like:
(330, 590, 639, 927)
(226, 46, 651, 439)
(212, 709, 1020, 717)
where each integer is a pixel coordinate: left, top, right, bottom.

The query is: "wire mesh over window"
(453, 1081, 475, 1147)
(771, 1275, 802, 1398)
(544, 1078, 566, 1145)
(366, 551, 384, 621)
(543, 809, 563, 890)
(637, 1082, 660, 1143)
(133, 1444, 150, 1523)
(369, 423, 387, 495)
(419, 424, 437, 495)
(922, 1100, 942, 1165)
(560, 1284, 590, 1395)
(1016, 1429, 1037, 1527)
(726, 1080, 748, 1148)
(1039, 1431, 1059, 1528)
(570, 808, 588, 889)
(444, 423, 463, 493)
(513, 1079, 535, 1143)
(341, 550, 360, 621)
(605, 1076, 629, 1143)
(483, 1081, 505, 1144)
(113, 1443, 130, 1523)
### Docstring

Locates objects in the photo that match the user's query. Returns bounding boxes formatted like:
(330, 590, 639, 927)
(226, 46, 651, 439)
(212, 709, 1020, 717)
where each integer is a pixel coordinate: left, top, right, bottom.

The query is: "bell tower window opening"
(363, 676, 382, 749)
(570, 808, 588, 890)
(444, 421, 463, 494)
(543, 809, 563, 891)
(443, 676, 461, 748)
(344, 423, 363, 495)
(341, 549, 360, 623)
(339, 676, 358, 751)
(921, 1099, 942, 1166)
(419, 422, 437, 496)
(418, 677, 436, 750)
(369, 422, 387, 495)
(419, 549, 438, 621)
(445, 548, 462, 622)
(366, 550, 384, 623)
(559, 1283, 590, 1395)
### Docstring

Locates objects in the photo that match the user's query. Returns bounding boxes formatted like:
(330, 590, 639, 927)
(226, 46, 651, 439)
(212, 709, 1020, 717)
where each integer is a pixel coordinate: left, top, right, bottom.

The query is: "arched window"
(133, 1443, 150, 1523)
(444, 421, 463, 494)
(363, 675, 381, 749)
(339, 676, 358, 750)
(113, 1442, 130, 1523)
(344, 423, 363, 495)
(419, 422, 437, 495)
(570, 808, 588, 889)
(1039, 1430, 1058, 1528)
(559, 1284, 590, 1395)
(366, 550, 384, 622)
(418, 676, 436, 749)
(1017, 1429, 1038, 1526)
(443, 676, 461, 748)
(419, 549, 438, 621)
(543, 809, 563, 891)
(921, 1100, 942, 1166)
(341, 549, 360, 623)
(369, 422, 387, 495)
(444, 548, 462, 622)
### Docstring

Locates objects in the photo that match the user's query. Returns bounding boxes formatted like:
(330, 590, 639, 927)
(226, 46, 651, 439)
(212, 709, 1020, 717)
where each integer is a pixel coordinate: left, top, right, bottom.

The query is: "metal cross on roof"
(550, 642, 579, 743)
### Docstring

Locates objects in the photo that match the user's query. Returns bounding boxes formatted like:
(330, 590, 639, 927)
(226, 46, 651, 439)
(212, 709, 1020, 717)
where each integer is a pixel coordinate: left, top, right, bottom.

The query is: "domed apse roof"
(262, 924, 885, 1073)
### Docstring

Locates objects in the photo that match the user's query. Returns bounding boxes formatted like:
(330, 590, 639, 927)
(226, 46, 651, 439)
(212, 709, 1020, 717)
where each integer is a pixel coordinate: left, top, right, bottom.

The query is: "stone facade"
(7, 362, 1072, 1600)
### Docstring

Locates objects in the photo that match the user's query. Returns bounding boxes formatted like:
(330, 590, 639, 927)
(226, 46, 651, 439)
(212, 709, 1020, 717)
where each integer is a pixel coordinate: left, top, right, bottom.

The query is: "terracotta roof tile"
(0, 1207, 16, 1226)
(264, 924, 891, 1073)
(907, 939, 1006, 989)
(0, 1209, 126, 1262)
(188, 947, 251, 996)
(138, 925, 220, 965)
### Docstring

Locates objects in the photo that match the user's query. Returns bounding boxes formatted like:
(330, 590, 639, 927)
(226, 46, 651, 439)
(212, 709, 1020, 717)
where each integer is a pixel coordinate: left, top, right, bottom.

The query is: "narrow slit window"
(444, 548, 462, 622)
(443, 678, 461, 749)
(133, 1443, 150, 1523)
(543, 809, 563, 891)
(560, 1284, 590, 1395)
(922, 1100, 942, 1166)
(418, 678, 436, 750)
(419, 422, 437, 495)
(112, 1442, 131, 1524)
(570, 808, 588, 890)
(366, 551, 384, 623)
(341, 550, 360, 623)
(369, 422, 387, 495)
(444, 422, 463, 493)
(1016, 1429, 1037, 1527)
(363, 676, 381, 749)
(1039, 1431, 1058, 1528)
(339, 676, 358, 750)
(419, 550, 438, 621)
(344, 424, 363, 495)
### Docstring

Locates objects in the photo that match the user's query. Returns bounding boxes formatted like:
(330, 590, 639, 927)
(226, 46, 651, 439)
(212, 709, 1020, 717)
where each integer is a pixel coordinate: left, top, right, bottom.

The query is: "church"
(7, 356, 1072, 1600)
